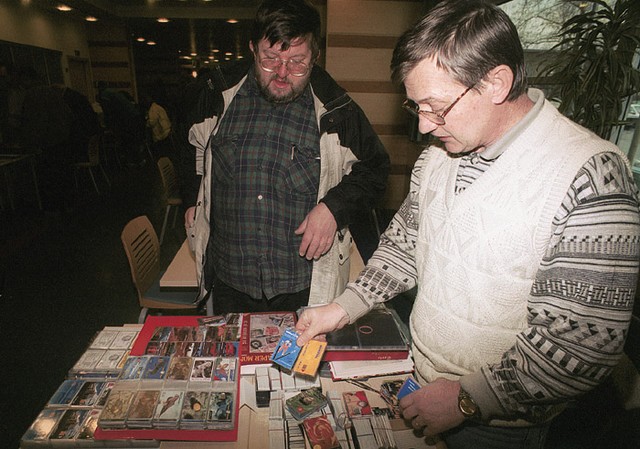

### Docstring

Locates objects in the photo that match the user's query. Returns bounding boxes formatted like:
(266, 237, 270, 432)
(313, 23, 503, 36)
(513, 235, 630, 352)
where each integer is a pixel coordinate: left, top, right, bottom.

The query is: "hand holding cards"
(270, 328, 326, 376)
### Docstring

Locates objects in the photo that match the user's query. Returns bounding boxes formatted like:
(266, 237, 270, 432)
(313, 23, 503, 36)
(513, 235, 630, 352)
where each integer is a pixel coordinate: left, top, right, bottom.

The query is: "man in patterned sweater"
(295, 1, 640, 448)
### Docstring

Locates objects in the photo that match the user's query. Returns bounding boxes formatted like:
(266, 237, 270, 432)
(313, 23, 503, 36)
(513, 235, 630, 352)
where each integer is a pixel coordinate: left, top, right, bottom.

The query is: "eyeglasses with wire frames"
(402, 83, 476, 126)
(257, 54, 310, 77)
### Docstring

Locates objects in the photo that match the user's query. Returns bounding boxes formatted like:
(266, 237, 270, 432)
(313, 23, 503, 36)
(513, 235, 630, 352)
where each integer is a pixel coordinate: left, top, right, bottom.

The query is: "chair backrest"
(121, 215, 161, 305)
(87, 134, 101, 166)
(157, 157, 180, 199)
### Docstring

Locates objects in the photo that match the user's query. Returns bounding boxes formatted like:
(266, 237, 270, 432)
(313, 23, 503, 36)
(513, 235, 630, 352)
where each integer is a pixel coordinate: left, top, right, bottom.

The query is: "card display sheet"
(94, 315, 241, 442)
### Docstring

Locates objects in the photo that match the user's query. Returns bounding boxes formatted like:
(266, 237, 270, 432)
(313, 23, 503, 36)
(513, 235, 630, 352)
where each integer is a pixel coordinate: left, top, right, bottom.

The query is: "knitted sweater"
(334, 89, 640, 424)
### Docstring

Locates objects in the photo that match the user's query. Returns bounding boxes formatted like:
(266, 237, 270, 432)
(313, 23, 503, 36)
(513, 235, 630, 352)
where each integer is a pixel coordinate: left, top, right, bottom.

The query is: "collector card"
(180, 391, 210, 427)
(285, 386, 328, 421)
(293, 339, 327, 377)
(207, 391, 234, 424)
(270, 328, 302, 370)
(153, 390, 184, 425)
(141, 355, 170, 380)
(397, 376, 421, 400)
(119, 355, 149, 381)
(343, 390, 372, 417)
(71, 380, 109, 407)
(302, 415, 340, 449)
(166, 356, 193, 381)
(99, 388, 136, 425)
(49, 408, 89, 440)
(22, 408, 64, 442)
(127, 390, 161, 423)
(190, 357, 215, 381)
(47, 379, 84, 406)
(109, 330, 139, 350)
(94, 349, 127, 371)
(213, 357, 236, 382)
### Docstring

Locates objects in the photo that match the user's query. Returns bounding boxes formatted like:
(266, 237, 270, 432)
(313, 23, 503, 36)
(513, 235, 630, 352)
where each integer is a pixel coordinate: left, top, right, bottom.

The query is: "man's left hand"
(399, 378, 466, 437)
(295, 202, 337, 260)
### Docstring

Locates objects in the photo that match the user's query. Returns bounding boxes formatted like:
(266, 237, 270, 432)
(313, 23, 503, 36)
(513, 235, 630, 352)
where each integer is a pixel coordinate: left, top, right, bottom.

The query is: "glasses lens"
(402, 99, 419, 117)
(260, 58, 308, 76)
(287, 61, 308, 76)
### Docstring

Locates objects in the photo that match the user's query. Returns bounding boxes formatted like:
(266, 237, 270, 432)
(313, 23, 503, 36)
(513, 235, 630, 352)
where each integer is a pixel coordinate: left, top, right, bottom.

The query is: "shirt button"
(258, 194, 263, 200)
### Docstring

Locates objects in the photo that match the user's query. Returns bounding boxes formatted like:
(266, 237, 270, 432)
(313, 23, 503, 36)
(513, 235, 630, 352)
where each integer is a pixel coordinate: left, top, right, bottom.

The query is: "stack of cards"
(302, 415, 340, 449)
(343, 390, 372, 418)
(270, 328, 326, 377)
(285, 387, 328, 421)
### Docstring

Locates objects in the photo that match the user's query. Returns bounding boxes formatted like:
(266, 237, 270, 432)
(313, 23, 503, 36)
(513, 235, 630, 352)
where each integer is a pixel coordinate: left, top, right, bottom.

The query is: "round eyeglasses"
(402, 84, 476, 126)
(258, 56, 310, 77)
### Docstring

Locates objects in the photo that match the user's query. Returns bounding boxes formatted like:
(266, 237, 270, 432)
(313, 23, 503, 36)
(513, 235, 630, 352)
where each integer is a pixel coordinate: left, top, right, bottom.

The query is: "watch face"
(459, 397, 477, 417)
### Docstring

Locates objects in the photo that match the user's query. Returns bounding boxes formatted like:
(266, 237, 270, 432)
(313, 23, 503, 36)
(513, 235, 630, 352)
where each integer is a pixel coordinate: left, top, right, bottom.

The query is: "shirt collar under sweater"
(472, 88, 545, 161)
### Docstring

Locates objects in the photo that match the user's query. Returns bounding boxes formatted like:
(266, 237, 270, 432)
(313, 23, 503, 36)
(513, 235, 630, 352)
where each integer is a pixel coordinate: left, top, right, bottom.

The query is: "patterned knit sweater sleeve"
(461, 152, 640, 423)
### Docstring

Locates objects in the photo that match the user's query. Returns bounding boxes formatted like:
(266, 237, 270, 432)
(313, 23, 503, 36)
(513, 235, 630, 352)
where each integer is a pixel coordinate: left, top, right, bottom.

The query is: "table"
(157, 374, 442, 449)
(160, 240, 365, 289)
(0, 153, 42, 210)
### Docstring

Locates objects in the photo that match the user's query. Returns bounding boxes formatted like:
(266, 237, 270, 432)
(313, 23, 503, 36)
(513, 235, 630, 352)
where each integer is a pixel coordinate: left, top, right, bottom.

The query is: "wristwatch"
(458, 387, 481, 421)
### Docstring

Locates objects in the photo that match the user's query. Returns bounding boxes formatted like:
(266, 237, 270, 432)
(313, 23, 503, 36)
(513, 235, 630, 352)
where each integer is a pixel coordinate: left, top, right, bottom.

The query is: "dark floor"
(0, 154, 638, 449)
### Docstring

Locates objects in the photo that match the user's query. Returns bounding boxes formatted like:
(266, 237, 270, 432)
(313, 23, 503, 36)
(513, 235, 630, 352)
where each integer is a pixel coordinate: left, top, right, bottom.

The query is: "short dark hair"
(250, 0, 321, 60)
(391, 0, 527, 101)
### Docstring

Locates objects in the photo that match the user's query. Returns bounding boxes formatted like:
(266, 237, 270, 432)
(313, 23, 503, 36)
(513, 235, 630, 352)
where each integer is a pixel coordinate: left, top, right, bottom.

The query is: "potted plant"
(539, 0, 640, 139)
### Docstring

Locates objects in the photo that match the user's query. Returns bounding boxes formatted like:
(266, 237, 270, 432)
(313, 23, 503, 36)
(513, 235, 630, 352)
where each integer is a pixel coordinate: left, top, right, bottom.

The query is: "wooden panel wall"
(87, 21, 138, 101)
(325, 0, 425, 210)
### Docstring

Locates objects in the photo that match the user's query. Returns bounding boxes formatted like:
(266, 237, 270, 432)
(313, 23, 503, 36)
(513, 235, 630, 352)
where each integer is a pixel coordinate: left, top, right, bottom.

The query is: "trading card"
(303, 415, 340, 449)
(225, 313, 241, 326)
(72, 349, 105, 372)
(110, 330, 139, 349)
(212, 357, 237, 382)
(343, 391, 372, 417)
(180, 391, 210, 426)
(285, 386, 328, 421)
(293, 339, 327, 377)
(270, 328, 302, 370)
(144, 340, 166, 355)
(127, 390, 160, 421)
(49, 408, 89, 440)
(89, 329, 119, 349)
(171, 326, 199, 343)
(198, 315, 227, 327)
(205, 325, 226, 343)
(71, 380, 109, 407)
(149, 326, 172, 343)
(166, 356, 193, 381)
(190, 357, 215, 381)
(207, 391, 234, 423)
(224, 325, 240, 341)
(75, 409, 101, 440)
(22, 408, 64, 442)
(397, 376, 421, 400)
(153, 390, 184, 424)
(141, 355, 170, 380)
(119, 355, 149, 381)
(95, 381, 116, 407)
(99, 388, 136, 424)
(48, 379, 84, 406)
(94, 349, 127, 371)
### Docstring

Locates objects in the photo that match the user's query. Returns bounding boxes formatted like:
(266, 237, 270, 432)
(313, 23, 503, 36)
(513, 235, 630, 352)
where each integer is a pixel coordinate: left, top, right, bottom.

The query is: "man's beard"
(257, 71, 308, 104)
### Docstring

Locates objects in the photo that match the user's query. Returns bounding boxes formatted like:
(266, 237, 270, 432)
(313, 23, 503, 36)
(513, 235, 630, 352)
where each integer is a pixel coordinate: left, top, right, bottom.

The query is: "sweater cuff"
(332, 287, 372, 324)
(459, 370, 504, 422)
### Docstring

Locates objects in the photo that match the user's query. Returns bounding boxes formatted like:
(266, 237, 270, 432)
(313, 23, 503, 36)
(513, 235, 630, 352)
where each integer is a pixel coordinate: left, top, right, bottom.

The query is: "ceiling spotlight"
(226, 19, 238, 24)
(56, 4, 72, 11)
(85, 16, 98, 22)
(136, 37, 146, 42)
(147, 41, 156, 46)
(157, 17, 170, 23)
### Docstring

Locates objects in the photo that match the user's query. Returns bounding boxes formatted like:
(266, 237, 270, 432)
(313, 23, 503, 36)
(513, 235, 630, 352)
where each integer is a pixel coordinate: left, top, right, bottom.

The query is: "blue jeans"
(441, 421, 550, 449)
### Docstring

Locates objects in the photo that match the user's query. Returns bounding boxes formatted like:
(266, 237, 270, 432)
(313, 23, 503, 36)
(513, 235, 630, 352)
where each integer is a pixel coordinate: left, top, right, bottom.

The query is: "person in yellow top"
(147, 98, 171, 143)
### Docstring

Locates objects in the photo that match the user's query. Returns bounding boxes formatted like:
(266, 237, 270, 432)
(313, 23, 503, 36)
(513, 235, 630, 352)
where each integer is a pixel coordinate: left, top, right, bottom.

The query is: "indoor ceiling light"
(56, 4, 72, 11)
(157, 18, 170, 23)
(85, 16, 98, 22)
(147, 41, 156, 46)
(137, 37, 146, 42)
(226, 19, 238, 24)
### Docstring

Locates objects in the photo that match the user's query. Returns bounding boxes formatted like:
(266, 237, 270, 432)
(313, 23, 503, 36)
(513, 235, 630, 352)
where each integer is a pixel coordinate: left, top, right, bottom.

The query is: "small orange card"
(293, 339, 327, 377)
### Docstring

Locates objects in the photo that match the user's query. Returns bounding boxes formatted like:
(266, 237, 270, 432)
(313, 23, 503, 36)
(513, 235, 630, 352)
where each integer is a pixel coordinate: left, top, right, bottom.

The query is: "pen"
(291, 144, 296, 160)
